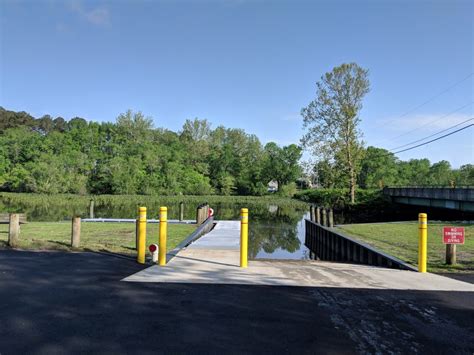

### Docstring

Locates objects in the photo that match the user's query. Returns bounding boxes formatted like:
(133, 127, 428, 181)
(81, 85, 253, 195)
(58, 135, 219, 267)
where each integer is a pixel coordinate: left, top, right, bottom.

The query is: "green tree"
(428, 160, 453, 186)
(314, 159, 346, 188)
(301, 63, 370, 203)
(358, 147, 398, 188)
(262, 143, 302, 189)
(456, 164, 474, 185)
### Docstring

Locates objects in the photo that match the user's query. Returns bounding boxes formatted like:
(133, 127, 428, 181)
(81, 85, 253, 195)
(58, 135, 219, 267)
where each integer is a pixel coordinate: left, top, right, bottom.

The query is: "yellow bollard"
(418, 213, 427, 273)
(240, 208, 249, 268)
(159, 206, 168, 266)
(137, 207, 147, 264)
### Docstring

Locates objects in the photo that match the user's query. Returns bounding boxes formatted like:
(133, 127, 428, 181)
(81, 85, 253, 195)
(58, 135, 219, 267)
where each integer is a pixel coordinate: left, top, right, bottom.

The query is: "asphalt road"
(0, 250, 473, 354)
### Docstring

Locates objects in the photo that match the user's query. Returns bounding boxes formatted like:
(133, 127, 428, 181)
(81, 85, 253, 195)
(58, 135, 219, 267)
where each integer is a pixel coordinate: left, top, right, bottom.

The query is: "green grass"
(0, 222, 196, 255)
(336, 222, 474, 273)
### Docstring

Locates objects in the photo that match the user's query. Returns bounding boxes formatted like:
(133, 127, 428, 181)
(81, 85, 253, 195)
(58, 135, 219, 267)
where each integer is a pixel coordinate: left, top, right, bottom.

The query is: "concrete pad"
(124, 220, 474, 291)
(124, 248, 474, 291)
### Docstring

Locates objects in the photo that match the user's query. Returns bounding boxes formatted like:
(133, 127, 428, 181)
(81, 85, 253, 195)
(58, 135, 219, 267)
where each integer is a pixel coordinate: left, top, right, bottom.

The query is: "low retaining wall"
(305, 219, 416, 271)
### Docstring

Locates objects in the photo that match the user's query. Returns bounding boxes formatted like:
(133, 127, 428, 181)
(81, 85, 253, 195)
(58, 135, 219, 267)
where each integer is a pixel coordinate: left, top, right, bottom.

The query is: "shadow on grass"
(121, 245, 136, 251)
(47, 240, 71, 248)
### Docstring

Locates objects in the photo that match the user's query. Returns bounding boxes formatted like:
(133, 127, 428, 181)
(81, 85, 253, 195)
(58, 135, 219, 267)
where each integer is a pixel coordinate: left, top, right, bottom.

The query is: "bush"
(278, 183, 297, 197)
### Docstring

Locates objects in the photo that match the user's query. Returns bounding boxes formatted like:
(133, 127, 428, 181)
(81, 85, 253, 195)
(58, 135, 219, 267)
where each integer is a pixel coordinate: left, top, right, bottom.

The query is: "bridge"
(383, 186, 474, 212)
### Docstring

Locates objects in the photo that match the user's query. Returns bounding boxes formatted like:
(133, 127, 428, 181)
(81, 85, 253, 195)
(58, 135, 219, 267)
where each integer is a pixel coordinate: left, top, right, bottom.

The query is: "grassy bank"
(0, 222, 196, 255)
(336, 222, 473, 273)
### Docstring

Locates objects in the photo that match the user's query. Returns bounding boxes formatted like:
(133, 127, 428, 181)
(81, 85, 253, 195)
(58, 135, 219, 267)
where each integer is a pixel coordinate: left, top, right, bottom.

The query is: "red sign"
(443, 227, 465, 244)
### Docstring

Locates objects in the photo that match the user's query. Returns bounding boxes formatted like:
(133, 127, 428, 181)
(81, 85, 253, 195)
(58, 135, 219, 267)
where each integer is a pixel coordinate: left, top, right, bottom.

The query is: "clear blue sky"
(1, 0, 473, 167)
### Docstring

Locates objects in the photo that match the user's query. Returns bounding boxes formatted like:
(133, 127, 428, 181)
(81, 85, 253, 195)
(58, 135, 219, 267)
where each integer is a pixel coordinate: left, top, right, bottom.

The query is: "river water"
(1, 195, 471, 260)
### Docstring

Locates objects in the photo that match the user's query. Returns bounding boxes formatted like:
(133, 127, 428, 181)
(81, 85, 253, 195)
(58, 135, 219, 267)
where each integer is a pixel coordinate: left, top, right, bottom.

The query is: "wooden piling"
(446, 244, 456, 265)
(196, 206, 201, 225)
(71, 217, 81, 248)
(328, 208, 334, 228)
(322, 208, 327, 226)
(89, 199, 95, 219)
(316, 207, 321, 225)
(309, 205, 315, 222)
(196, 205, 208, 225)
(8, 213, 20, 248)
(179, 202, 184, 221)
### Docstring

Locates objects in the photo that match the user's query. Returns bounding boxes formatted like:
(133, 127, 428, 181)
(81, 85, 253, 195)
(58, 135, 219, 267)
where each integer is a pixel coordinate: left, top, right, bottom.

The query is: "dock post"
(8, 213, 20, 248)
(310, 205, 315, 222)
(328, 209, 334, 228)
(196, 205, 204, 225)
(71, 216, 81, 248)
(137, 207, 147, 264)
(316, 207, 321, 225)
(240, 208, 249, 268)
(204, 204, 209, 221)
(418, 213, 427, 273)
(89, 199, 94, 219)
(159, 206, 168, 266)
(446, 244, 456, 265)
(179, 202, 184, 222)
(322, 209, 327, 227)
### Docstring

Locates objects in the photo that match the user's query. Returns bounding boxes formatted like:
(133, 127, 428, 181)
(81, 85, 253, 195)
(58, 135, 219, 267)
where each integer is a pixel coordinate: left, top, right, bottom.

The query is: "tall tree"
(301, 63, 369, 203)
(262, 143, 302, 189)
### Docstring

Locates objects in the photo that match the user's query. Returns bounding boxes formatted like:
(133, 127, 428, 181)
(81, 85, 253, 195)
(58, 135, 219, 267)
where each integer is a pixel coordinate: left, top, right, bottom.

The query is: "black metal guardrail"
(305, 219, 417, 271)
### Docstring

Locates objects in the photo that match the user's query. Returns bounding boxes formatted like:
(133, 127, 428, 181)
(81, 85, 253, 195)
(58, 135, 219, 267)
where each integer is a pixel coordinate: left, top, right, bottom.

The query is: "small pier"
(124, 221, 474, 291)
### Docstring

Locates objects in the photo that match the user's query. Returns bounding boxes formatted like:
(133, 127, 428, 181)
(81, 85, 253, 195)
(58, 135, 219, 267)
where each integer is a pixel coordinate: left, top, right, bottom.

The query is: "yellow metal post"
(159, 206, 168, 266)
(418, 213, 427, 273)
(240, 208, 249, 268)
(137, 207, 147, 264)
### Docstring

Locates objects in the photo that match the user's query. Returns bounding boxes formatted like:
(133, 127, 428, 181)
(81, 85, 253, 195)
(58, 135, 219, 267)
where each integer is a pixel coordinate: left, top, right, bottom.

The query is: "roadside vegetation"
(0, 222, 196, 256)
(336, 222, 474, 273)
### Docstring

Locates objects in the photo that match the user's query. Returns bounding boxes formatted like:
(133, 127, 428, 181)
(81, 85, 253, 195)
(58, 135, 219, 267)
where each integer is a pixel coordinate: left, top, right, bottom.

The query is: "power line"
(391, 123, 473, 155)
(389, 116, 474, 151)
(374, 72, 473, 129)
(385, 101, 473, 145)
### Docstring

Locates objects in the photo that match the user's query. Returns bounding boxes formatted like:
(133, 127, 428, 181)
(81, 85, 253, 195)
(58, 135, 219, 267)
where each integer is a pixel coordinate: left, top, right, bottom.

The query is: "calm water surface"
(0, 197, 311, 260)
(3, 195, 469, 260)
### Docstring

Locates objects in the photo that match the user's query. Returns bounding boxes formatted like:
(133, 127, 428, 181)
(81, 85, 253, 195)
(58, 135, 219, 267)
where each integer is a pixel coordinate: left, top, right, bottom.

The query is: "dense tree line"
(314, 146, 474, 188)
(0, 107, 302, 195)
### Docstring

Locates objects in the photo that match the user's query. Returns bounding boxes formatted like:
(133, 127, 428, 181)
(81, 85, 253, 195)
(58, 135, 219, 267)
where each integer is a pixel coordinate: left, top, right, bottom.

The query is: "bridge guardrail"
(383, 187, 474, 202)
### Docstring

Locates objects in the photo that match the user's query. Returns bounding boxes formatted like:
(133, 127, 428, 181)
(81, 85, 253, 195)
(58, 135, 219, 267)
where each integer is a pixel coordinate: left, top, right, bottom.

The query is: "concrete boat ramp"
(124, 221, 474, 291)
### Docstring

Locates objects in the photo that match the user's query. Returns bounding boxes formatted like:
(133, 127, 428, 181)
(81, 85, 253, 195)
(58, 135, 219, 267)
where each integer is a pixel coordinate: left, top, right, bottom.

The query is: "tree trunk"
(350, 168, 355, 204)
(347, 143, 355, 204)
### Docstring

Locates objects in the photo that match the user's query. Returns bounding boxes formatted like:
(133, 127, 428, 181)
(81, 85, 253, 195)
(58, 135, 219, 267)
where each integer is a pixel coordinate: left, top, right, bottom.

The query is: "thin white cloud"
(69, 0, 110, 26)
